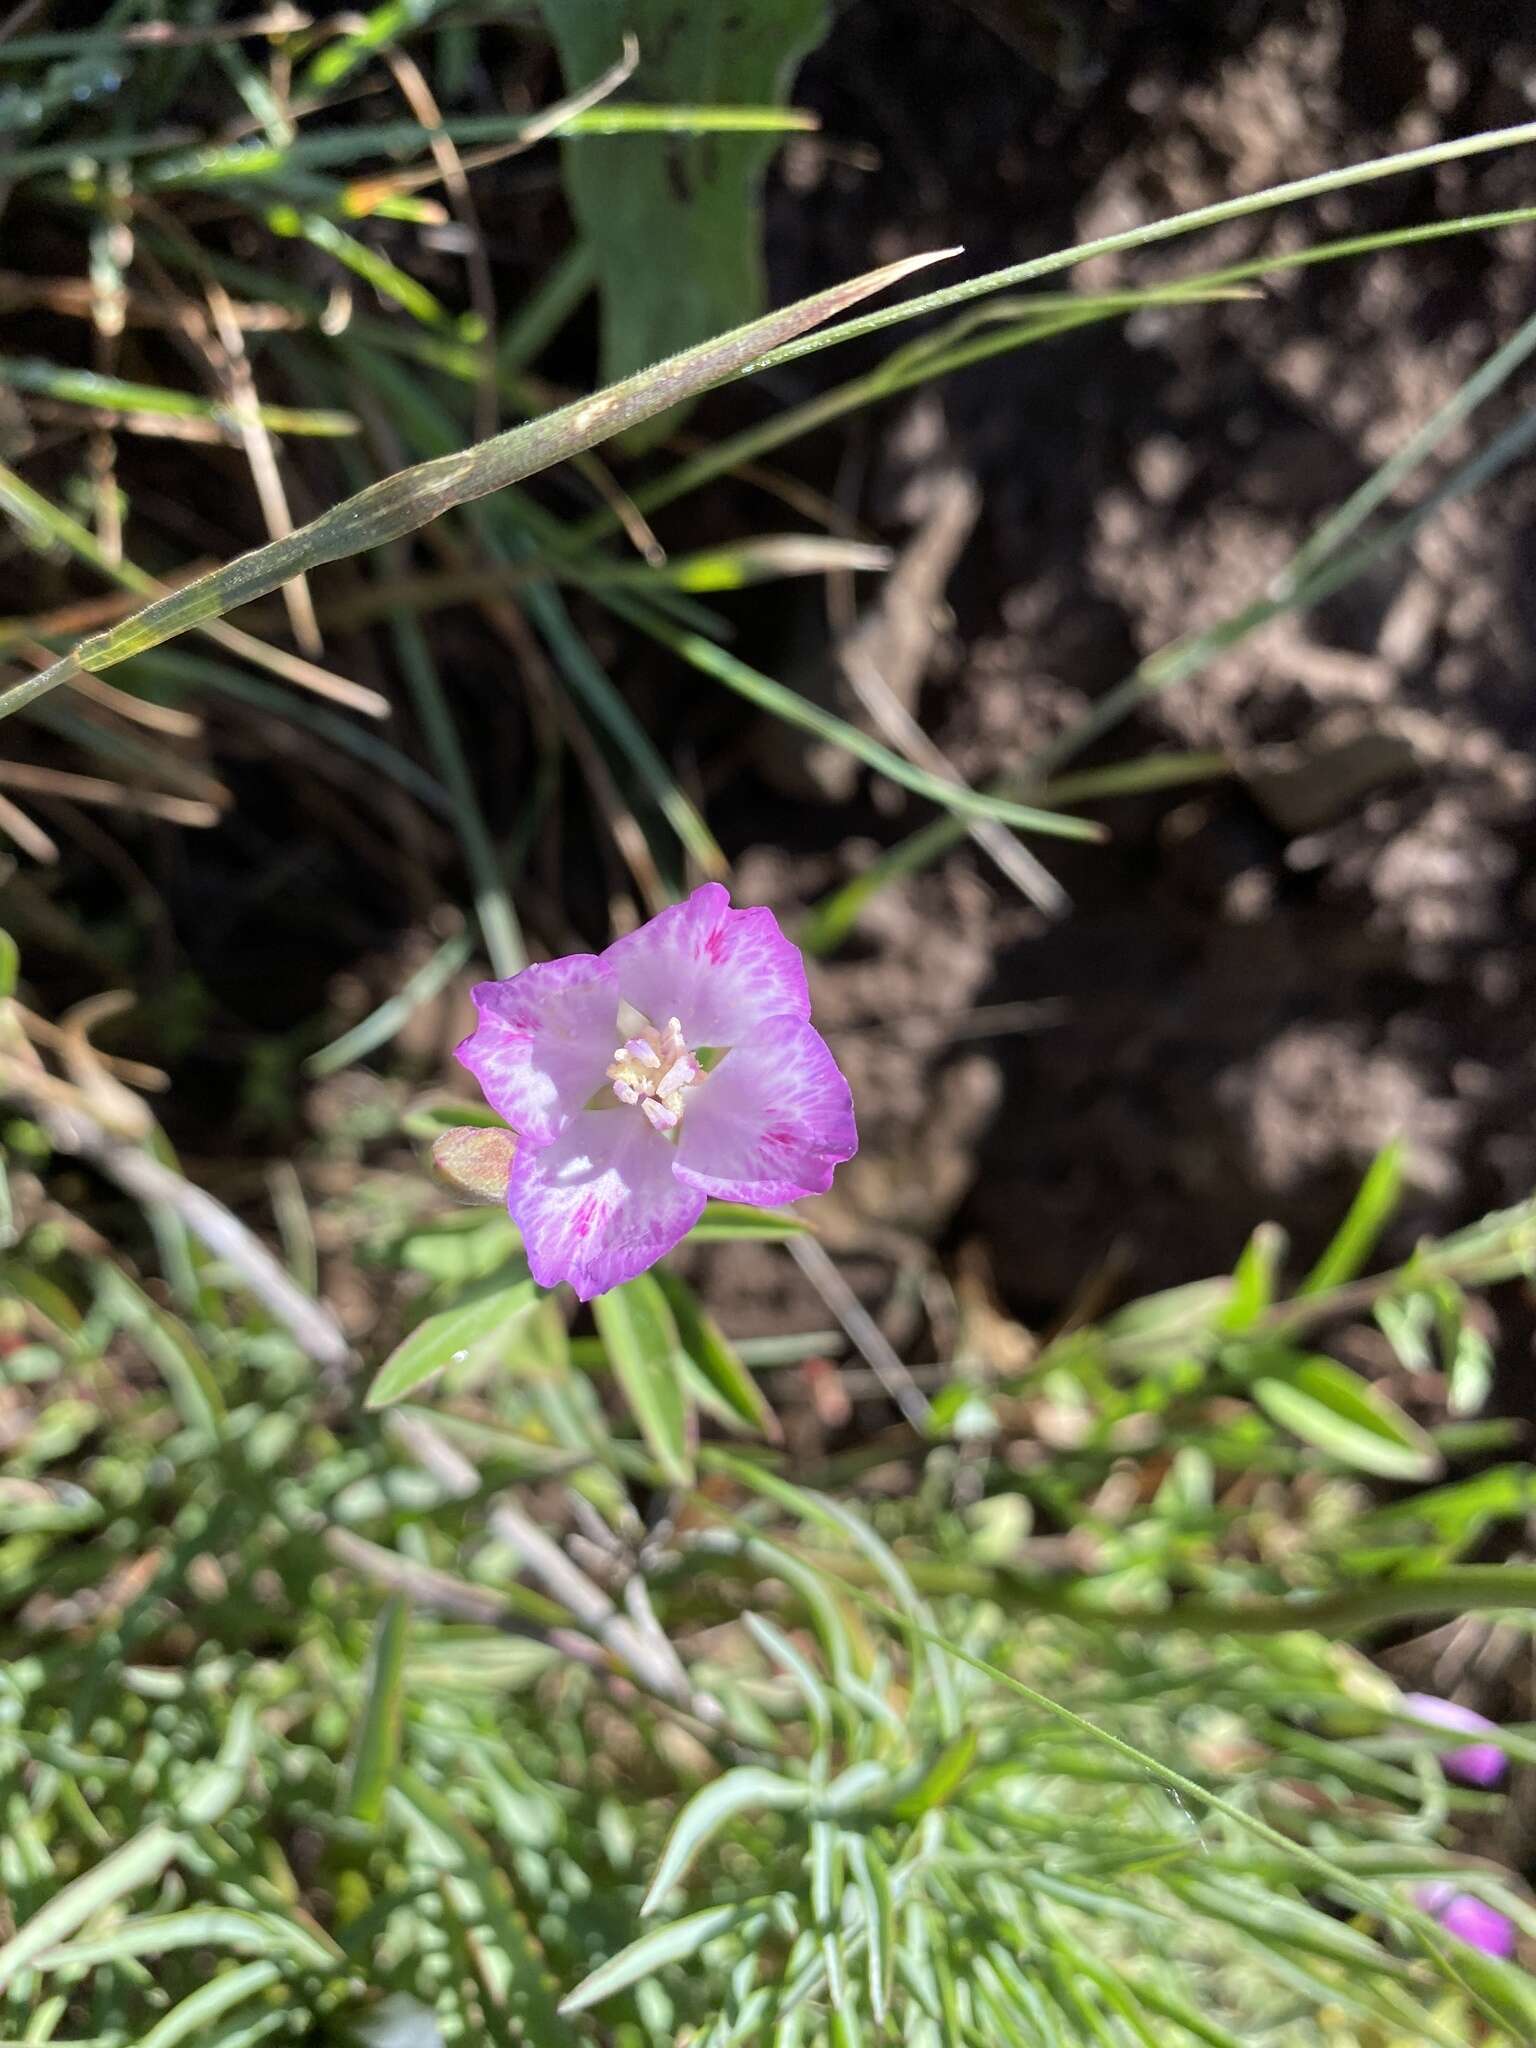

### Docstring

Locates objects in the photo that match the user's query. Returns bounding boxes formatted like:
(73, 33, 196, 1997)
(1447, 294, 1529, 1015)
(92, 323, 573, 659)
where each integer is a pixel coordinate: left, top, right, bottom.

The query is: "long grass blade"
(0, 251, 957, 723)
(754, 120, 1536, 369)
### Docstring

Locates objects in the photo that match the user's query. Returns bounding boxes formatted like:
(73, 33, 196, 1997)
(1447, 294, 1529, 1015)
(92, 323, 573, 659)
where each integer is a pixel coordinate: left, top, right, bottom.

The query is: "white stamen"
(656, 1055, 698, 1099)
(604, 1005, 711, 1134)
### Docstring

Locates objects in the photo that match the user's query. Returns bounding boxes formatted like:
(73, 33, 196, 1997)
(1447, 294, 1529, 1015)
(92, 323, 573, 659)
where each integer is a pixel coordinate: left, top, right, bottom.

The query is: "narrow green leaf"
(393, 1770, 581, 2045)
(810, 1819, 846, 2010)
(755, 119, 1536, 370)
(1221, 1222, 1287, 1333)
(688, 1202, 810, 1242)
(34, 1909, 336, 1973)
(401, 1097, 510, 1138)
(364, 1274, 536, 1409)
(642, 1768, 812, 1914)
(0, 355, 356, 435)
(0, 927, 17, 999)
(592, 1274, 693, 1484)
(625, 606, 1102, 840)
(890, 1730, 977, 1820)
(1252, 1353, 1440, 1481)
(1302, 1141, 1404, 1293)
(304, 928, 475, 1077)
(743, 1611, 832, 1735)
(388, 1210, 520, 1287)
(612, 535, 892, 591)
(0, 1824, 181, 1991)
(1166, 1873, 1410, 1973)
(560, 1900, 758, 2014)
(131, 1959, 283, 2047)
(656, 1269, 778, 1439)
(343, 1595, 408, 1823)
(173, 1701, 255, 1831)
(95, 1268, 224, 1437)
(1436, 1940, 1536, 2039)
(845, 1837, 894, 2025)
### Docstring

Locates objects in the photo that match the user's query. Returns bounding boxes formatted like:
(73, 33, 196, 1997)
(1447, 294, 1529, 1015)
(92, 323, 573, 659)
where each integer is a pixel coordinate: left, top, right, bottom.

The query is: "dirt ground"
(673, 0, 1536, 1358)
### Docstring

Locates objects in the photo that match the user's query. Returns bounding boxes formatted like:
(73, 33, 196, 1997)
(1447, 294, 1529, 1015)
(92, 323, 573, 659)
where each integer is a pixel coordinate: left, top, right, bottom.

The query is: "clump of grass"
(6, 963, 1536, 2041)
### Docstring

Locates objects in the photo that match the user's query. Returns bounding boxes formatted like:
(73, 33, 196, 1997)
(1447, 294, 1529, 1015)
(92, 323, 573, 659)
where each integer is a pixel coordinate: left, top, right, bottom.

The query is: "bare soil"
(689, 0, 1536, 1365)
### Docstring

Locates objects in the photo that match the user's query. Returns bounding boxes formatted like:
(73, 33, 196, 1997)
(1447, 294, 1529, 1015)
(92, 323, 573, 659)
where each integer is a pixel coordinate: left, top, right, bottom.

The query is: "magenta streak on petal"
(599, 882, 811, 1046)
(507, 1109, 704, 1301)
(675, 1012, 857, 1205)
(454, 956, 618, 1147)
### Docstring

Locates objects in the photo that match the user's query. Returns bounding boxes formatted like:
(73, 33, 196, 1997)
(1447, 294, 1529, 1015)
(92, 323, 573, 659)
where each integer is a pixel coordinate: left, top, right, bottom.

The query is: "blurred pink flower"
(1416, 1882, 1516, 1959)
(456, 885, 856, 1300)
(1401, 1692, 1508, 1789)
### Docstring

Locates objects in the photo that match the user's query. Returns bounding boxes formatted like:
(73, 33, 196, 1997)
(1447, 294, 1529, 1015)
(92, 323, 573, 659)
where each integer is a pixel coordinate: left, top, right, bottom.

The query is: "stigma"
(606, 1012, 703, 1133)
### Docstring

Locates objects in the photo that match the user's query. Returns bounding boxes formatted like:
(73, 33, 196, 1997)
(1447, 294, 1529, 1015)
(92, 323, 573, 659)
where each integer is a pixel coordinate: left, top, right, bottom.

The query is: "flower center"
(605, 1011, 703, 1134)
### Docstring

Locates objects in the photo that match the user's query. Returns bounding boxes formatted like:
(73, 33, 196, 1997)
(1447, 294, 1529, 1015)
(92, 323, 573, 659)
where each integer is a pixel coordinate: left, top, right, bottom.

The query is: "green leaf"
(1167, 1873, 1410, 1974)
(0, 354, 357, 435)
(537, 0, 831, 446)
(1221, 1221, 1286, 1333)
(845, 1836, 894, 2025)
(394, 1770, 582, 2045)
(560, 1900, 759, 2014)
(592, 1273, 694, 1484)
(890, 1730, 977, 1820)
(688, 1201, 811, 1242)
(1301, 1141, 1404, 1293)
(364, 1273, 537, 1409)
(1252, 1353, 1440, 1480)
(811, 1818, 846, 2010)
(95, 1267, 225, 1437)
(0, 1823, 182, 1991)
(401, 1096, 510, 1137)
(130, 1960, 284, 2046)
(306, 927, 476, 1077)
(343, 1595, 408, 1823)
(656, 1269, 778, 1438)
(181, 1698, 260, 1827)
(0, 926, 17, 999)
(1437, 1939, 1536, 2039)
(388, 1208, 521, 1286)
(642, 1767, 812, 1913)
(743, 1611, 832, 1734)
(33, 1908, 336, 1973)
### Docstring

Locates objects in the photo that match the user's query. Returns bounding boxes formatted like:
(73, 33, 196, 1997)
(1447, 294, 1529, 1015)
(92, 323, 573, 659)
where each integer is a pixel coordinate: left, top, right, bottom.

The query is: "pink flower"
(455, 885, 856, 1300)
(1416, 1883, 1516, 1959)
(1400, 1693, 1508, 1789)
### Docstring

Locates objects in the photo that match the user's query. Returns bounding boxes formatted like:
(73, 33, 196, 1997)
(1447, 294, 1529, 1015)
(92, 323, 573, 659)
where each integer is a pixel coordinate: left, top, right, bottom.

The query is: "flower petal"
(674, 1015, 856, 1205)
(1416, 1886, 1516, 1958)
(508, 1111, 704, 1300)
(455, 957, 618, 1146)
(600, 883, 811, 1047)
(1401, 1693, 1508, 1788)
